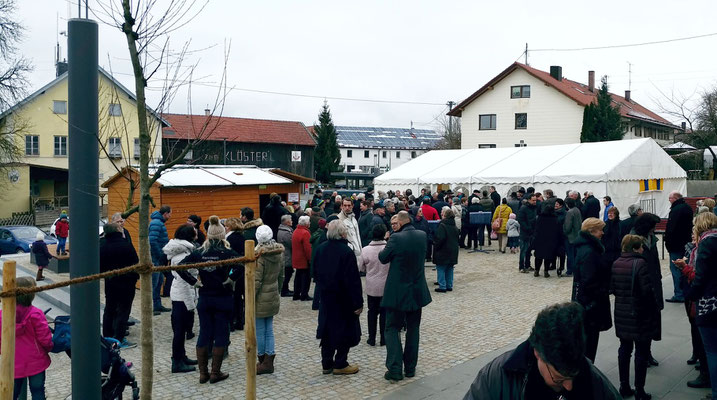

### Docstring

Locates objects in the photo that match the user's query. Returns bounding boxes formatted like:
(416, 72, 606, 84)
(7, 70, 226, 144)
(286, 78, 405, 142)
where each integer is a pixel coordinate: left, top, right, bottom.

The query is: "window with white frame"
(510, 85, 530, 99)
(479, 114, 497, 130)
(515, 113, 527, 129)
(54, 136, 68, 156)
(133, 138, 140, 159)
(347, 150, 353, 158)
(364, 150, 369, 158)
(109, 103, 122, 116)
(411, 151, 417, 158)
(53, 100, 67, 114)
(108, 137, 122, 158)
(25, 135, 39, 155)
(382, 151, 387, 159)
(395, 151, 401, 159)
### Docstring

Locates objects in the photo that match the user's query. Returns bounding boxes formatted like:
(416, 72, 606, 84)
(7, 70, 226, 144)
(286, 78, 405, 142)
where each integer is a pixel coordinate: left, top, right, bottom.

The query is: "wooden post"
(244, 240, 257, 400)
(1, 260, 17, 400)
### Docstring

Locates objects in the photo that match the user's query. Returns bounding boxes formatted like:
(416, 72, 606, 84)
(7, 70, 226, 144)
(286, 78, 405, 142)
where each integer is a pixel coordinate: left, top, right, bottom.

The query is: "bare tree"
(91, 1, 228, 397)
(433, 113, 461, 150)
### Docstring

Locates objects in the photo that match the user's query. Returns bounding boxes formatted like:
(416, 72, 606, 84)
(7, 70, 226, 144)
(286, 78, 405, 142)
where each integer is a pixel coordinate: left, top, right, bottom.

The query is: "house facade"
(336, 126, 440, 173)
(0, 64, 164, 220)
(449, 63, 680, 149)
(161, 114, 316, 179)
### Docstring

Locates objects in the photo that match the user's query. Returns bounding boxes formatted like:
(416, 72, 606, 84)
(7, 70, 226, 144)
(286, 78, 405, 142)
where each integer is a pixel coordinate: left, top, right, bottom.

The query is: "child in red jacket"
(55, 213, 69, 255)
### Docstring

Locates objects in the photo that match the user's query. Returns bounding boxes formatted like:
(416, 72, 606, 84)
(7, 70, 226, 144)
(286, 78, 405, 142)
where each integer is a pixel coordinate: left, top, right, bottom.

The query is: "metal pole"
(68, 18, 101, 399)
(0, 260, 16, 400)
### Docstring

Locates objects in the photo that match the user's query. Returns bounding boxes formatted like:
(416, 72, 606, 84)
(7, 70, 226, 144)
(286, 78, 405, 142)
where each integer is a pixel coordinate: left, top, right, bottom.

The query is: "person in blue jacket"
(149, 205, 172, 314)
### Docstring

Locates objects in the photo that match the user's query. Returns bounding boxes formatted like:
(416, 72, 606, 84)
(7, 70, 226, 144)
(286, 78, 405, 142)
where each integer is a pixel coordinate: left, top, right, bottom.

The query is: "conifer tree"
(580, 76, 624, 142)
(313, 101, 341, 183)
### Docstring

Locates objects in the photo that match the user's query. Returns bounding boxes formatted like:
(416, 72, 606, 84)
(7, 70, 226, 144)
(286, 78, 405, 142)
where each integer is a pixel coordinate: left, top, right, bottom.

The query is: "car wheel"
(16, 248, 25, 254)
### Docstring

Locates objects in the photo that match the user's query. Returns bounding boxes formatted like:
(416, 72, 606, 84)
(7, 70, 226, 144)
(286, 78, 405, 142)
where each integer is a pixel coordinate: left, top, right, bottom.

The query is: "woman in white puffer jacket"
(163, 223, 200, 373)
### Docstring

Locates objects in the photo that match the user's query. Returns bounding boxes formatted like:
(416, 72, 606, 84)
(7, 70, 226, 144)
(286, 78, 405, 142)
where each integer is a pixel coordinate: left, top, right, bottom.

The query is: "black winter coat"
(314, 239, 364, 348)
(379, 224, 432, 311)
(180, 241, 240, 298)
(610, 253, 660, 341)
(532, 213, 560, 259)
(261, 200, 288, 240)
(463, 340, 621, 400)
(516, 203, 537, 239)
(688, 233, 717, 327)
(582, 196, 600, 219)
(619, 215, 637, 243)
(601, 219, 622, 268)
(358, 210, 374, 247)
(99, 232, 139, 287)
(572, 231, 612, 331)
(31, 240, 53, 267)
(490, 191, 501, 209)
(433, 218, 459, 265)
(665, 198, 694, 253)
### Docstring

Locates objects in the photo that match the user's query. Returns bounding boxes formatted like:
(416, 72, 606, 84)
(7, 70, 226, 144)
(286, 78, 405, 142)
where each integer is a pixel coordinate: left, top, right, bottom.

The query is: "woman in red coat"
(292, 215, 313, 301)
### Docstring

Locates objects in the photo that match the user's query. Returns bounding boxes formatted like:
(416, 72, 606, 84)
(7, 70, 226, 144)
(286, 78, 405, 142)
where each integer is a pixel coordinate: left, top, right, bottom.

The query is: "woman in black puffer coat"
(611, 234, 660, 399)
(602, 206, 622, 271)
(533, 204, 560, 278)
(572, 217, 612, 363)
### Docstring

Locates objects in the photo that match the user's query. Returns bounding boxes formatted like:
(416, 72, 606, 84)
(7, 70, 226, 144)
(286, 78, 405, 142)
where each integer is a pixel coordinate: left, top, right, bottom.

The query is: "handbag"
(490, 231, 498, 240)
(51, 315, 71, 353)
(492, 218, 502, 230)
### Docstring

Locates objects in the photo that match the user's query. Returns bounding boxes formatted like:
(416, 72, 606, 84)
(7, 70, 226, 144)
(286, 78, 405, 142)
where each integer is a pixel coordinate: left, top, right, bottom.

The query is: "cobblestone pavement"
(27, 242, 668, 399)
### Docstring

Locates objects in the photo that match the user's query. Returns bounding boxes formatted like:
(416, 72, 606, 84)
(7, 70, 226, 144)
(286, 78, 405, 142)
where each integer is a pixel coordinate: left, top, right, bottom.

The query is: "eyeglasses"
(546, 363, 575, 385)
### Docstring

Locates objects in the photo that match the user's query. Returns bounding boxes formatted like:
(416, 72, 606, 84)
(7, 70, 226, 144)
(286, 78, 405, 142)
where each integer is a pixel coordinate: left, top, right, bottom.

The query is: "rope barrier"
(0, 248, 283, 298)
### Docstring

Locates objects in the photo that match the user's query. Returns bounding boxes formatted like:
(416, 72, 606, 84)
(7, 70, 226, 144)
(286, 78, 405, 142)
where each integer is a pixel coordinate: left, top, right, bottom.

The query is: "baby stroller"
(50, 313, 140, 400)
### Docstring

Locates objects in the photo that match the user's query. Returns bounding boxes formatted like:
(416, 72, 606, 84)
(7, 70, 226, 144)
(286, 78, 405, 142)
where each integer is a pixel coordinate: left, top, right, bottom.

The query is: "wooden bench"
(30, 243, 70, 274)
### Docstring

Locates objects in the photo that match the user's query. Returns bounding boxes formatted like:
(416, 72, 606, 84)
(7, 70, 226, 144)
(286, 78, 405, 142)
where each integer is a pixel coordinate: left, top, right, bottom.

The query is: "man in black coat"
(100, 223, 139, 346)
(619, 203, 642, 243)
(489, 186, 501, 209)
(463, 302, 620, 399)
(517, 194, 538, 272)
(582, 192, 601, 220)
(261, 195, 287, 240)
(379, 211, 432, 381)
(664, 191, 693, 302)
(314, 220, 364, 375)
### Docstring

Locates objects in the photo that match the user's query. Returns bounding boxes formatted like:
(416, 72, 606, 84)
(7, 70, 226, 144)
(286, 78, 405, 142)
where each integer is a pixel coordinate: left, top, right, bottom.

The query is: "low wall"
(687, 180, 717, 197)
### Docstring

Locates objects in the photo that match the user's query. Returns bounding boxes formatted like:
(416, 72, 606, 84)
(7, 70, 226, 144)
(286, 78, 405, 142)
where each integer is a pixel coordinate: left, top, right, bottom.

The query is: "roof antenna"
(525, 43, 528, 65)
(627, 61, 632, 91)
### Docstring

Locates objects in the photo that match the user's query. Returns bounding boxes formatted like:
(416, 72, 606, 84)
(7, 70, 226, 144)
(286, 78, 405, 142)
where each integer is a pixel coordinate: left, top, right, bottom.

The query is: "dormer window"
(511, 85, 530, 99)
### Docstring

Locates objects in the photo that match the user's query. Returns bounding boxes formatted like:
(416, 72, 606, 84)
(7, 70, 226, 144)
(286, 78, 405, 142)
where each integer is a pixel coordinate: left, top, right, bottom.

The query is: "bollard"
(244, 240, 257, 400)
(0, 260, 17, 400)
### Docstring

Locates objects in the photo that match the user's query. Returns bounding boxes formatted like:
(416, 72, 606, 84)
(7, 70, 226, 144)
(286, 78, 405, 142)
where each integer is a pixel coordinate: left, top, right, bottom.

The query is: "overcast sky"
(18, 0, 717, 131)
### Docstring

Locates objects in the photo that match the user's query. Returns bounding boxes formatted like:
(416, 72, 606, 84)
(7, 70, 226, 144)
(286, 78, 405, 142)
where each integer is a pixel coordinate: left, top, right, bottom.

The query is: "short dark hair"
(566, 197, 576, 208)
(241, 207, 254, 220)
(159, 205, 171, 215)
(528, 302, 585, 377)
(604, 195, 612, 202)
(188, 214, 202, 225)
(555, 198, 565, 207)
(372, 223, 387, 240)
(633, 213, 660, 236)
(502, 198, 507, 205)
(175, 223, 197, 241)
(527, 193, 537, 201)
(526, 187, 535, 194)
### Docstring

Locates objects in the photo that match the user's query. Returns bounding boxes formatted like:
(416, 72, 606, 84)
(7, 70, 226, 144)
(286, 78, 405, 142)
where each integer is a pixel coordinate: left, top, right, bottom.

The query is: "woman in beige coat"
(492, 198, 513, 253)
(254, 225, 285, 375)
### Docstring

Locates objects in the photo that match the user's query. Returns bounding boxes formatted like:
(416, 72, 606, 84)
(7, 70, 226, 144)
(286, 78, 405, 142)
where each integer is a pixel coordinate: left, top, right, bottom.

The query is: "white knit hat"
(206, 215, 225, 240)
(256, 225, 273, 244)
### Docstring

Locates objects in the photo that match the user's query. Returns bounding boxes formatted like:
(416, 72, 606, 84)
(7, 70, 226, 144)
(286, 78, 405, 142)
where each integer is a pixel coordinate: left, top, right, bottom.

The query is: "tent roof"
(664, 141, 696, 150)
(374, 138, 685, 186)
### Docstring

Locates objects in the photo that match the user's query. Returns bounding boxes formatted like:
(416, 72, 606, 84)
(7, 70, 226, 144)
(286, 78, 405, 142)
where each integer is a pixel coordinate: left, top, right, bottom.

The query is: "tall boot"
(687, 369, 711, 388)
(196, 347, 210, 384)
(257, 354, 275, 375)
(36, 268, 44, 281)
(209, 346, 229, 383)
(618, 355, 634, 397)
(256, 354, 265, 372)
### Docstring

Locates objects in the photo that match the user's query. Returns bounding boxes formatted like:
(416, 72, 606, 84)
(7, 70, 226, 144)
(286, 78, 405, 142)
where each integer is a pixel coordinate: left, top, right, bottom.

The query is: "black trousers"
(161, 271, 173, 297)
(232, 273, 245, 329)
(281, 266, 294, 294)
(618, 338, 650, 389)
(171, 301, 194, 360)
(467, 226, 478, 248)
(459, 225, 468, 247)
(534, 257, 555, 273)
(102, 279, 135, 341)
(385, 308, 422, 375)
(293, 269, 311, 299)
(425, 240, 433, 261)
(585, 325, 600, 363)
(320, 341, 349, 370)
(689, 315, 707, 371)
(367, 295, 386, 343)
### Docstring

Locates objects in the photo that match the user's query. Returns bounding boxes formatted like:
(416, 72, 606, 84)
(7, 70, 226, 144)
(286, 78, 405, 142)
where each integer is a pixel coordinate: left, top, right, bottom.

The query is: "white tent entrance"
(374, 138, 686, 218)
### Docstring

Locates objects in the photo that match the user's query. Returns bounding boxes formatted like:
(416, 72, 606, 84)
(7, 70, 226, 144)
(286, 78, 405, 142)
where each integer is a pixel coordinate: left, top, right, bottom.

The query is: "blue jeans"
(256, 316, 275, 356)
(14, 371, 45, 400)
(565, 240, 576, 274)
(519, 237, 533, 271)
(152, 272, 163, 309)
(435, 264, 454, 290)
(57, 237, 66, 254)
(668, 252, 685, 300)
(700, 325, 717, 398)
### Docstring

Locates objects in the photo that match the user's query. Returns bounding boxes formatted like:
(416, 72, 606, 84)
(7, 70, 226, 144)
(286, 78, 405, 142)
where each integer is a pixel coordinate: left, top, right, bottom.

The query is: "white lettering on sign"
(291, 151, 301, 162)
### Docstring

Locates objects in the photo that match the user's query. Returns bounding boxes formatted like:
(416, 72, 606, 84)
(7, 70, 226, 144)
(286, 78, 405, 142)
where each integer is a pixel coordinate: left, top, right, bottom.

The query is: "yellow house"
(0, 64, 165, 222)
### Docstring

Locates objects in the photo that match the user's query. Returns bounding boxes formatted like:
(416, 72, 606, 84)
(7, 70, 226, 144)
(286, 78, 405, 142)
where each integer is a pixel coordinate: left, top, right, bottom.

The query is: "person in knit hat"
(254, 225, 284, 374)
(55, 212, 69, 255)
(178, 216, 240, 384)
(31, 231, 53, 281)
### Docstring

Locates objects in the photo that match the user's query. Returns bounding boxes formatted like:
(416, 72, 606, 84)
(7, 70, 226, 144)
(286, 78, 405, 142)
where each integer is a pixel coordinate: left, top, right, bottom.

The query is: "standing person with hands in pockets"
(360, 223, 390, 347)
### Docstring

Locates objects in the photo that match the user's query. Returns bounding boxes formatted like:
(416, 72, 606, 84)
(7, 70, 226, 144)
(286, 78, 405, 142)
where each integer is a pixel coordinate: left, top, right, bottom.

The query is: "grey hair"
(326, 220, 348, 240)
(335, 195, 342, 202)
(357, 193, 365, 200)
(471, 197, 480, 204)
(298, 215, 310, 226)
(111, 212, 123, 222)
(627, 203, 642, 217)
(281, 214, 292, 224)
(586, 191, 593, 196)
(569, 190, 580, 197)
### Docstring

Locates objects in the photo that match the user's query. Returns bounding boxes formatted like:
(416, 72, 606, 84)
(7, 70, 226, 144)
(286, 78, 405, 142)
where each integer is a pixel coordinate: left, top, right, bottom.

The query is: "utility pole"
(447, 100, 456, 133)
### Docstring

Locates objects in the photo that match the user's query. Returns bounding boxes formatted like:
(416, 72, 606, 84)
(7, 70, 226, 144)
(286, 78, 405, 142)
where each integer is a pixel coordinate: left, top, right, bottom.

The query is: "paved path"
(4, 238, 709, 399)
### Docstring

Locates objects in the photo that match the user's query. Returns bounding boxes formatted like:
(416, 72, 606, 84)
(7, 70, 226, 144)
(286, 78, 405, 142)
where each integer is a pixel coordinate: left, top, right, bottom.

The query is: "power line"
(531, 31, 717, 52)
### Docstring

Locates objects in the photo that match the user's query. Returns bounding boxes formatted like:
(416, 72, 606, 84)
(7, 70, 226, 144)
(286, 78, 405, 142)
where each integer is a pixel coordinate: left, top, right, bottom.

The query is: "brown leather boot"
(256, 354, 265, 372)
(196, 347, 210, 384)
(257, 354, 275, 375)
(36, 268, 44, 281)
(209, 346, 229, 383)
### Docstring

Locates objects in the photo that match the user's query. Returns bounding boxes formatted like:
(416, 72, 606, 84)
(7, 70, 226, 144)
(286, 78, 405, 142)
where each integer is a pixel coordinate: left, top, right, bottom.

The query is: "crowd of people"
(8, 185, 717, 398)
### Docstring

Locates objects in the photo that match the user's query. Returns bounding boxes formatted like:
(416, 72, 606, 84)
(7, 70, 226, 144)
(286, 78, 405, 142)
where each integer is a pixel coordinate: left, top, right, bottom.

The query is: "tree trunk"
(121, 1, 155, 398)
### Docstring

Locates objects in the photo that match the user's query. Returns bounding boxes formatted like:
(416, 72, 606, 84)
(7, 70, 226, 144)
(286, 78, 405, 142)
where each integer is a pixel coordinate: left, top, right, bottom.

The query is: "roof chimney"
(204, 108, 210, 116)
(56, 61, 68, 77)
(624, 90, 631, 102)
(549, 66, 563, 81)
(681, 122, 687, 131)
(588, 71, 595, 92)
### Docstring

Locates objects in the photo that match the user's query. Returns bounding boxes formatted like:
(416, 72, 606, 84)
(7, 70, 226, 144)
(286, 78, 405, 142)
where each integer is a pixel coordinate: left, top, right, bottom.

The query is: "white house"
(335, 126, 440, 173)
(448, 62, 680, 149)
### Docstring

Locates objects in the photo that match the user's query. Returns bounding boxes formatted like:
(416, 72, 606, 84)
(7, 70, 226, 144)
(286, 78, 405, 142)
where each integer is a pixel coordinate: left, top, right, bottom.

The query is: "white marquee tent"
(374, 138, 686, 218)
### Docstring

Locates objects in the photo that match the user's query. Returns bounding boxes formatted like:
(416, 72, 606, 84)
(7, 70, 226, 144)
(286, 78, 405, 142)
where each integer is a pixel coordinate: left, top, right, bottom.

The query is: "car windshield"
(10, 226, 42, 240)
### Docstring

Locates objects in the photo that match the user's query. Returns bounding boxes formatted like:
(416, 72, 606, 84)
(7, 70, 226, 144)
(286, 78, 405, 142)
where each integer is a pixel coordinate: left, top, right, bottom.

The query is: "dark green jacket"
(379, 224, 432, 311)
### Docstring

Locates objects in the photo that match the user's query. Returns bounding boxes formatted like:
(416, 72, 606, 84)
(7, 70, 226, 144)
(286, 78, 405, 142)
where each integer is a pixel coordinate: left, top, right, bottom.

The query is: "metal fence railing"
(0, 212, 34, 227)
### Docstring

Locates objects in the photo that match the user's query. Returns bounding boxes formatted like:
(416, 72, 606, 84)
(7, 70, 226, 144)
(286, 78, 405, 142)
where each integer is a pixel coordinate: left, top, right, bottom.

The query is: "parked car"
(0, 226, 58, 255)
(50, 217, 106, 237)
